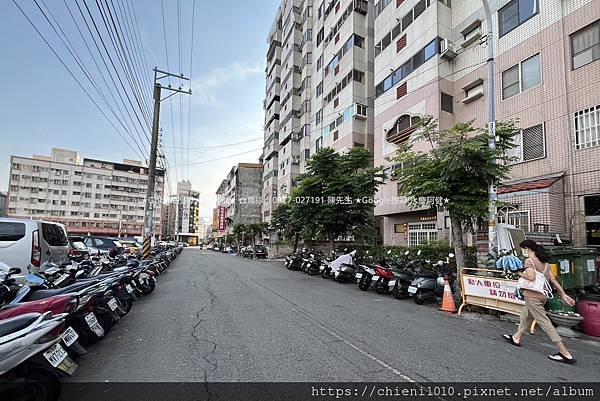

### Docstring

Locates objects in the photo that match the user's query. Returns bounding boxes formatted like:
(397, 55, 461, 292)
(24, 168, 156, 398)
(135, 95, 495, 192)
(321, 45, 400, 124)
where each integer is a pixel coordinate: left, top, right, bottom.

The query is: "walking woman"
(502, 239, 577, 364)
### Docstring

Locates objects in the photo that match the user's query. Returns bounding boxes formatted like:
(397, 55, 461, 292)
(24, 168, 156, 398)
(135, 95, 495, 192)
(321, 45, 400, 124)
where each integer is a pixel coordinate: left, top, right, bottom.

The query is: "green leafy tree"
(391, 117, 517, 277)
(291, 147, 383, 253)
(247, 223, 269, 258)
(232, 223, 247, 254)
(270, 202, 302, 252)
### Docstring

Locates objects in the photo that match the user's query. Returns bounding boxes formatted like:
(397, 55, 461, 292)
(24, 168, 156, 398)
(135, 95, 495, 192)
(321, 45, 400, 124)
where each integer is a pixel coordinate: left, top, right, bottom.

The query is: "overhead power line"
(11, 0, 146, 161)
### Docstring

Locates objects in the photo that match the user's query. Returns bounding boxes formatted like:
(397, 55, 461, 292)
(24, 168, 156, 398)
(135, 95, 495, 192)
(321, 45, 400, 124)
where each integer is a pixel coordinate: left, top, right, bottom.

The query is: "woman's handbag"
(517, 263, 553, 299)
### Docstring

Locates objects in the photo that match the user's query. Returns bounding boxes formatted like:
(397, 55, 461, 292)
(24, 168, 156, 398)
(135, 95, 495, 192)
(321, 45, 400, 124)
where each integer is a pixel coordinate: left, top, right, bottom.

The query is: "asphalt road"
(67, 248, 600, 383)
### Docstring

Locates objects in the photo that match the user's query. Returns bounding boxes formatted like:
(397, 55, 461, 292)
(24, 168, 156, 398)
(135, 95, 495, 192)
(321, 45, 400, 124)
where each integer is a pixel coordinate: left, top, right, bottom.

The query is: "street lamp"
(482, 0, 498, 257)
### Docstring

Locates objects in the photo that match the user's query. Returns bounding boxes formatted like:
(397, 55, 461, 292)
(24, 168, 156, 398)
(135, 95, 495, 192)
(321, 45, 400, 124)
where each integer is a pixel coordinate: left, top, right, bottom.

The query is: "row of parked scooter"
(284, 248, 456, 305)
(0, 244, 183, 401)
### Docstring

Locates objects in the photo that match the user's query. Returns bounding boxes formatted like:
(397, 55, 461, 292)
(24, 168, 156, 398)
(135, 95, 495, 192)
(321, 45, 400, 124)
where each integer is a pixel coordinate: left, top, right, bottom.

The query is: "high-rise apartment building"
(262, 0, 374, 224)
(374, 0, 600, 247)
(6, 148, 164, 237)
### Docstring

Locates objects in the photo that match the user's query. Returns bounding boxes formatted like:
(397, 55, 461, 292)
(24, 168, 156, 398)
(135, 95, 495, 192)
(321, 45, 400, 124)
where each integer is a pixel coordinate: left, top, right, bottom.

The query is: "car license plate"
(85, 313, 104, 337)
(355, 273, 363, 279)
(61, 326, 79, 347)
(408, 286, 418, 294)
(43, 343, 68, 367)
(372, 275, 380, 282)
(107, 297, 118, 311)
(388, 280, 396, 287)
(125, 284, 134, 293)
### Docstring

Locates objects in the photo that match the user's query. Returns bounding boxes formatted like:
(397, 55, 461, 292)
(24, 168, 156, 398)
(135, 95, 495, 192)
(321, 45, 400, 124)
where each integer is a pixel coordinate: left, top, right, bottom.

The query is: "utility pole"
(482, 0, 498, 257)
(142, 68, 191, 259)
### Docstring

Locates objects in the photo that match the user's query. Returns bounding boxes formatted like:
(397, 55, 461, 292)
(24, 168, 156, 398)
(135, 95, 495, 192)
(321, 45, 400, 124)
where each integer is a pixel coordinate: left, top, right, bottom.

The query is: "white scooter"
(0, 311, 76, 401)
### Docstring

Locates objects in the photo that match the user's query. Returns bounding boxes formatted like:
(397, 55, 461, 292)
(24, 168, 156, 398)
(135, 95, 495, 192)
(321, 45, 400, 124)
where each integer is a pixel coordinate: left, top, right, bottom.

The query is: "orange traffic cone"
(439, 277, 457, 313)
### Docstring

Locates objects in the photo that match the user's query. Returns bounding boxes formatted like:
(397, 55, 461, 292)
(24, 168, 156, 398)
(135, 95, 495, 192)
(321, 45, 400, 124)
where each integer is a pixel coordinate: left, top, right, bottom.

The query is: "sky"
(0, 0, 280, 222)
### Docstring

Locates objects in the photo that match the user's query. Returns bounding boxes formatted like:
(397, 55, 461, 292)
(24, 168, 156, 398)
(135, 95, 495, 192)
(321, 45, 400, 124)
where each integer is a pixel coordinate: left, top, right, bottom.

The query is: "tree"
(232, 223, 247, 254)
(291, 147, 383, 253)
(270, 202, 302, 252)
(247, 223, 269, 259)
(391, 117, 517, 280)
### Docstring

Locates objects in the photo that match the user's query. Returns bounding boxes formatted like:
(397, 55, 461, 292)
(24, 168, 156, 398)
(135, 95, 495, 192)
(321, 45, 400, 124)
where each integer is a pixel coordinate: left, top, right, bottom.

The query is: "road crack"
(191, 270, 218, 401)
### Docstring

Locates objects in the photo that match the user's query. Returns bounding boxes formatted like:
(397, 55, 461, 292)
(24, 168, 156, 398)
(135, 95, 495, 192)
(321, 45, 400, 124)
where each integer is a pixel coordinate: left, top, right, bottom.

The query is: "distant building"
(175, 181, 200, 245)
(161, 196, 177, 240)
(215, 163, 263, 241)
(7, 148, 164, 237)
(0, 192, 6, 217)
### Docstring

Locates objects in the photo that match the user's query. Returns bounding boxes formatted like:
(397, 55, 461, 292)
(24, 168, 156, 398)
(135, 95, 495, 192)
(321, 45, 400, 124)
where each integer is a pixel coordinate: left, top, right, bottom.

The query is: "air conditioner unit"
(440, 39, 457, 59)
(291, 132, 301, 141)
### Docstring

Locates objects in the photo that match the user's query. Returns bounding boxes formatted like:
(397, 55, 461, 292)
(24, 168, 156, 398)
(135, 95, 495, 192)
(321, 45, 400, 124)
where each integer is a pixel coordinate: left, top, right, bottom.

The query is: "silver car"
(0, 218, 70, 273)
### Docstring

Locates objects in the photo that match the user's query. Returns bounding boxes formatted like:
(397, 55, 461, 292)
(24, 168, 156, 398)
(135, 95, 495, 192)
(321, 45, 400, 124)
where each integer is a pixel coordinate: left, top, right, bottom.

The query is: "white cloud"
(192, 61, 265, 106)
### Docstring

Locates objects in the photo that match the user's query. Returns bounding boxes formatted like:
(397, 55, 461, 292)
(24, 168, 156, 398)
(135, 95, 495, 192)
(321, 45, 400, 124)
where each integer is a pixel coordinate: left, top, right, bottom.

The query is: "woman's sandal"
(502, 334, 521, 347)
(549, 353, 577, 365)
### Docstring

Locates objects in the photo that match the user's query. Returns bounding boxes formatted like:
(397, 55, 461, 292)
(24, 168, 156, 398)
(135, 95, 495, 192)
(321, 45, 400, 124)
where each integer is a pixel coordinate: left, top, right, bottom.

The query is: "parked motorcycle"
(409, 254, 455, 305)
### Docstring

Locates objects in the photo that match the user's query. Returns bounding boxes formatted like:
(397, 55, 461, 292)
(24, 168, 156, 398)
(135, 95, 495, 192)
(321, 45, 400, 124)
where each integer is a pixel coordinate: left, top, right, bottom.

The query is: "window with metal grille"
(408, 222, 437, 247)
(575, 105, 600, 149)
(507, 211, 530, 231)
(507, 124, 545, 163)
(571, 20, 600, 70)
(441, 92, 453, 113)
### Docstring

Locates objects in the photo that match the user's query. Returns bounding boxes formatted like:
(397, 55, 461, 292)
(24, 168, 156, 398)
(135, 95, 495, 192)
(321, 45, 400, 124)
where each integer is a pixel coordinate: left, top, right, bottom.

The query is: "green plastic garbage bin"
(546, 247, 599, 290)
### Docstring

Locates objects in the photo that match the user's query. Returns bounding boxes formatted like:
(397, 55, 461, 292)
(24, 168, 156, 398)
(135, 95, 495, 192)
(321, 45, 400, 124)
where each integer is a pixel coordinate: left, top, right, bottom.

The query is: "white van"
(0, 218, 70, 273)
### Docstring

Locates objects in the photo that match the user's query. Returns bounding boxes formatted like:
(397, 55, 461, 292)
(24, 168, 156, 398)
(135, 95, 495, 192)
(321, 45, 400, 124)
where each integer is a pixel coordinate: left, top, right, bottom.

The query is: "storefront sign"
(218, 206, 227, 231)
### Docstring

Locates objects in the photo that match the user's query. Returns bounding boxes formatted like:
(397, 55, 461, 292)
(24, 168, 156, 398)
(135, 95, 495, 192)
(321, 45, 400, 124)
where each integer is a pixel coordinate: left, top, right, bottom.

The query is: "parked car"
(241, 245, 268, 259)
(67, 236, 91, 262)
(0, 218, 70, 272)
(83, 236, 124, 257)
(118, 239, 142, 255)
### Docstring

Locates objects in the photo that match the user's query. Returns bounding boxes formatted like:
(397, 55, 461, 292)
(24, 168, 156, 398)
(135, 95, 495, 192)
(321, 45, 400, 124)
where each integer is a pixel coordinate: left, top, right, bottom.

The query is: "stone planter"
(547, 312, 584, 338)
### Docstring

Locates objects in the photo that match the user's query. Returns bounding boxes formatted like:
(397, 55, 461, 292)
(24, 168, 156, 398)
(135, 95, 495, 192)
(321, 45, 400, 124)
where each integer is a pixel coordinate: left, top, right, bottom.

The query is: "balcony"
(266, 40, 282, 62)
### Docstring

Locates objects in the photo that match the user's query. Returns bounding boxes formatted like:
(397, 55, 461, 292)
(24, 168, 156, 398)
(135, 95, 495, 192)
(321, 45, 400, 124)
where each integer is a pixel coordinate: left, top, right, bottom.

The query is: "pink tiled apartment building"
(373, 0, 600, 247)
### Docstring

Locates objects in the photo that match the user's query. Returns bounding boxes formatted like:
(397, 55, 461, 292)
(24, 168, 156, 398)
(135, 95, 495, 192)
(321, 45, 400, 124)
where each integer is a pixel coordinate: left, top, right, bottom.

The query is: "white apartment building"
(374, 0, 600, 247)
(175, 180, 201, 246)
(262, 0, 374, 224)
(7, 148, 164, 237)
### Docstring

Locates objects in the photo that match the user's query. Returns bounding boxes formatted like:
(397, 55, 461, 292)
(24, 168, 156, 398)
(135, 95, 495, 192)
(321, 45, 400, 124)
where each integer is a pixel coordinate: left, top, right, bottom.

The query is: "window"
(316, 55, 323, 71)
(499, 0, 538, 37)
(0, 222, 26, 241)
(315, 137, 323, 151)
(571, 20, 600, 70)
(441, 92, 453, 113)
(41, 223, 68, 246)
(502, 65, 520, 99)
(316, 28, 324, 47)
(501, 210, 531, 231)
(521, 53, 541, 90)
(574, 105, 600, 149)
(408, 223, 437, 246)
(316, 109, 323, 125)
(316, 82, 323, 96)
(508, 124, 545, 163)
